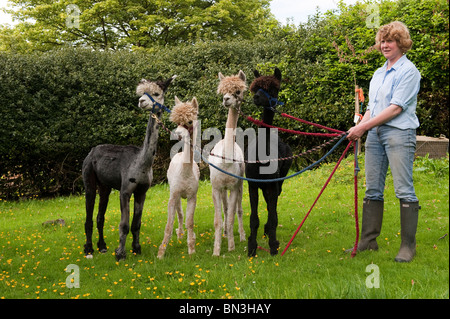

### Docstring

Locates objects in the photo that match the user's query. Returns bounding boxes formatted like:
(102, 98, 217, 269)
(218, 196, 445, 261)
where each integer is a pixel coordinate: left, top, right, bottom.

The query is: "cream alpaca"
(209, 70, 247, 256)
(158, 97, 200, 258)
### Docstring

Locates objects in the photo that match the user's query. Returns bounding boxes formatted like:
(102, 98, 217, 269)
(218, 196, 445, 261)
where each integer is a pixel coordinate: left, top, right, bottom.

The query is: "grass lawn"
(0, 154, 448, 299)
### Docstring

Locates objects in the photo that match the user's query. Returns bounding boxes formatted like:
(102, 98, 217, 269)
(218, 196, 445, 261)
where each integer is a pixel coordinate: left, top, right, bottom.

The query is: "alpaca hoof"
(269, 240, 280, 256)
(212, 249, 221, 257)
(97, 241, 107, 253)
(115, 248, 126, 261)
(132, 246, 141, 255)
(85, 254, 93, 259)
(264, 224, 269, 237)
(84, 244, 94, 256)
(248, 240, 257, 257)
(176, 228, 185, 239)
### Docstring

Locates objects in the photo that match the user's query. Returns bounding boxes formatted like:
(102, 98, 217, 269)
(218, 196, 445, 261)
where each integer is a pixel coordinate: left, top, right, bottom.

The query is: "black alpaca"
(245, 68, 293, 256)
(82, 76, 175, 261)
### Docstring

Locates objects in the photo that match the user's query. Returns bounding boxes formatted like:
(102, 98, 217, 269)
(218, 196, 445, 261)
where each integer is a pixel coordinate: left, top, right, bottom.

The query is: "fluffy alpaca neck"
(140, 112, 160, 168)
(224, 107, 239, 158)
(182, 133, 194, 165)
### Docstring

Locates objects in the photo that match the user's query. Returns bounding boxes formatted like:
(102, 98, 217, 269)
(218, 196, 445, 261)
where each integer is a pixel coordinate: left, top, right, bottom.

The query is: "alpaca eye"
(188, 121, 193, 125)
(153, 92, 160, 97)
(236, 90, 241, 95)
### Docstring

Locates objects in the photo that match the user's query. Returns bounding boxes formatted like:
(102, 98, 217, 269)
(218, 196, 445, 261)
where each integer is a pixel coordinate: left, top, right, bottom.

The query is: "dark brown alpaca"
(245, 68, 293, 256)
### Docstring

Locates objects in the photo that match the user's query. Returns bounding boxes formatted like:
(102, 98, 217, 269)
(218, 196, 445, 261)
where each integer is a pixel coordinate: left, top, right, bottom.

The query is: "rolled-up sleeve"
(390, 68, 421, 110)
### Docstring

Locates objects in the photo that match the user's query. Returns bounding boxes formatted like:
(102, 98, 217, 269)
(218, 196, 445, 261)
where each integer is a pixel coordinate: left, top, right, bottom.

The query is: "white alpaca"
(209, 70, 247, 256)
(158, 97, 200, 259)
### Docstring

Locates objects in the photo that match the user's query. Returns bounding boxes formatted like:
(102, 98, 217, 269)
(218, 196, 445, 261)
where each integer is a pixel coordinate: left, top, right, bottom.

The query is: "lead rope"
(281, 140, 354, 256)
(351, 141, 360, 258)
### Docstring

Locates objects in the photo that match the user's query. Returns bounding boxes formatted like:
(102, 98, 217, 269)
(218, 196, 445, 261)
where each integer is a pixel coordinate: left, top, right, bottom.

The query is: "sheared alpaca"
(245, 68, 293, 256)
(82, 76, 175, 261)
(158, 97, 200, 259)
(209, 70, 247, 256)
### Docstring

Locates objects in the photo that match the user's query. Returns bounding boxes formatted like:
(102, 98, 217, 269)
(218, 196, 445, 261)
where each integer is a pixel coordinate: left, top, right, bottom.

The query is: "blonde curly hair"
(169, 97, 198, 127)
(374, 21, 413, 54)
(217, 71, 247, 95)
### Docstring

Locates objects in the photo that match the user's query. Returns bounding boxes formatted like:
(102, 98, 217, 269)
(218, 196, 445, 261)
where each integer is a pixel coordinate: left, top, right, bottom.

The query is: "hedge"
(1, 0, 448, 199)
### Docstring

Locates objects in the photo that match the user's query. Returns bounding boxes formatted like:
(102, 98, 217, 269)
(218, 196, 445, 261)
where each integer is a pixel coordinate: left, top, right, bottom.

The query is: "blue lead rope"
(198, 132, 348, 183)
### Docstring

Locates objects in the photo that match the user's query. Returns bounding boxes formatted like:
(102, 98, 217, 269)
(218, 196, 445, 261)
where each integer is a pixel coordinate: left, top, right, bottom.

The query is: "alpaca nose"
(139, 98, 146, 106)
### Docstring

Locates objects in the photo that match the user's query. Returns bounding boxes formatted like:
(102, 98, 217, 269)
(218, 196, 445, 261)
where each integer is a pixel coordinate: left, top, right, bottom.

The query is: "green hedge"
(1, 0, 448, 199)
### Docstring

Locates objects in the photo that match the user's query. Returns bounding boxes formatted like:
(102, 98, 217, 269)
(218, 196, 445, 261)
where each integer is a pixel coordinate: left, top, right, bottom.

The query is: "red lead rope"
(281, 142, 359, 257)
(280, 113, 345, 134)
(351, 141, 360, 258)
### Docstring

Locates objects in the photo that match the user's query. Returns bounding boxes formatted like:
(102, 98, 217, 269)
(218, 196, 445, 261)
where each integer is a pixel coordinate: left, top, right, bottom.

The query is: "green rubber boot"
(395, 201, 420, 263)
(357, 199, 384, 251)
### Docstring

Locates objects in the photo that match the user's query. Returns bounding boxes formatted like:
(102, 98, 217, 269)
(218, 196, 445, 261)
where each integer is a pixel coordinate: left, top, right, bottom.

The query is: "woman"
(347, 21, 421, 262)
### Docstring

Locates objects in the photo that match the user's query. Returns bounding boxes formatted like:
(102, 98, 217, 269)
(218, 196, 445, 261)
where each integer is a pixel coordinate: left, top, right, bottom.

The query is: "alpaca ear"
(218, 72, 225, 81)
(274, 68, 282, 81)
(191, 97, 198, 111)
(238, 70, 246, 82)
(160, 75, 177, 92)
(253, 70, 261, 78)
(174, 96, 181, 105)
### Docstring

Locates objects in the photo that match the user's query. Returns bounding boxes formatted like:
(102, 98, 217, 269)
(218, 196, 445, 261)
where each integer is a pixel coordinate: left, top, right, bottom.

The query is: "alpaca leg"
(237, 181, 246, 242)
(212, 188, 223, 256)
(83, 165, 96, 256)
(186, 196, 197, 255)
(158, 196, 177, 259)
(175, 199, 185, 240)
(84, 189, 96, 256)
(227, 190, 238, 252)
(247, 184, 260, 257)
(96, 185, 111, 253)
(221, 189, 228, 235)
(131, 188, 146, 255)
(115, 191, 131, 261)
(263, 187, 280, 256)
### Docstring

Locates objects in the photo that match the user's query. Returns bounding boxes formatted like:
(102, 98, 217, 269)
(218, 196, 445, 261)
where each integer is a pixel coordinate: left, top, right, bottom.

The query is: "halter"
(257, 88, 284, 111)
(144, 93, 172, 114)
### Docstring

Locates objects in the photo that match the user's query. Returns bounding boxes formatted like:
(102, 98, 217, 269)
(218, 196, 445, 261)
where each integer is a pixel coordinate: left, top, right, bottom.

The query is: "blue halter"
(257, 88, 284, 111)
(144, 93, 172, 114)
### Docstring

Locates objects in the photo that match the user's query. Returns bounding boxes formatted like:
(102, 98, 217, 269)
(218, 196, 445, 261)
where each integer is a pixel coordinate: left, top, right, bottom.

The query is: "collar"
(385, 54, 408, 71)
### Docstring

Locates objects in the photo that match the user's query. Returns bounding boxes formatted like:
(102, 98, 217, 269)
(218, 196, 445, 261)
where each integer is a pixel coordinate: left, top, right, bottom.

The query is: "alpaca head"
(170, 96, 199, 137)
(217, 70, 247, 110)
(250, 68, 282, 109)
(136, 75, 176, 111)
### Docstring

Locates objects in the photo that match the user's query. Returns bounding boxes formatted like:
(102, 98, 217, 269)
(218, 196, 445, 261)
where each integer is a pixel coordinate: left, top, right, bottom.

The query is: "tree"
(2, 0, 277, 51)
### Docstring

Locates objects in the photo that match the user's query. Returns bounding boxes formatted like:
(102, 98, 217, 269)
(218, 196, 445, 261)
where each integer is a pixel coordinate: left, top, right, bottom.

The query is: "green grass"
(0, 154, 448, 299)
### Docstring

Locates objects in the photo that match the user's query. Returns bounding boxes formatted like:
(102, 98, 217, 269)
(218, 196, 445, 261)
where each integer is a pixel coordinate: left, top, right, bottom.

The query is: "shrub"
(1, 0, 447, 199)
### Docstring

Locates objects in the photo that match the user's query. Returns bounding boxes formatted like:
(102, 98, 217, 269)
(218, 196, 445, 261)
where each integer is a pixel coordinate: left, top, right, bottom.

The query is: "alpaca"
(245, 68, 293, 256)
(82, 76, 175, 261)
(158, 96, 200, 259)
(209, 70, 247, 256)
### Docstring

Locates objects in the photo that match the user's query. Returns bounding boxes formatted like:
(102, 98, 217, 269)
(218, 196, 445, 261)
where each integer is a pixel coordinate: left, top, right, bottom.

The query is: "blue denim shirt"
(368, 55, 421, 129)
